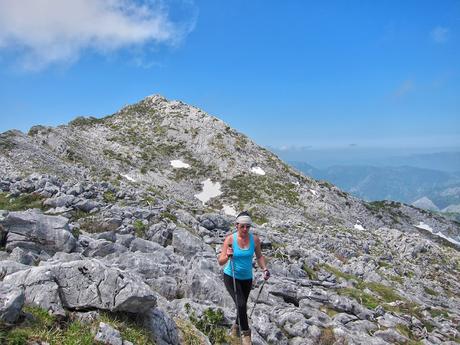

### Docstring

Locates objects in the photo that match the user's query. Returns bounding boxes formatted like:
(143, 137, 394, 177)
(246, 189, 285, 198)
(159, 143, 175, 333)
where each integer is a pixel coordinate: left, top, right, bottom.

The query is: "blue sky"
(0, 0, 459, 150)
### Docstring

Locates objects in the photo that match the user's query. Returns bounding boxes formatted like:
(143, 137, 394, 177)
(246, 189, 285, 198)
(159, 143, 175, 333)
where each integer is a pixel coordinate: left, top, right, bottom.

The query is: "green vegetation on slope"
(0, 306, 153, 345)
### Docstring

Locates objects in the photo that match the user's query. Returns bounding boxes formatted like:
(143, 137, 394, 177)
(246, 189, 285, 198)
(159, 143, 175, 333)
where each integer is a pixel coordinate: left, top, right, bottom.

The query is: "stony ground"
(0, 95, 459, 345)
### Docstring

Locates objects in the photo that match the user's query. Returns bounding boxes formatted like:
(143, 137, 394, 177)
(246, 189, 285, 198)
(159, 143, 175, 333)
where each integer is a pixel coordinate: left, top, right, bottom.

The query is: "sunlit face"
(237, 223, 251, 235)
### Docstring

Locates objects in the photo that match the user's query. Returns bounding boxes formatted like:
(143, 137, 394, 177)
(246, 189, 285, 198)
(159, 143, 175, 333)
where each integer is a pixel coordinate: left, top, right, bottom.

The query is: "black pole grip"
(228, 243, 233, 258)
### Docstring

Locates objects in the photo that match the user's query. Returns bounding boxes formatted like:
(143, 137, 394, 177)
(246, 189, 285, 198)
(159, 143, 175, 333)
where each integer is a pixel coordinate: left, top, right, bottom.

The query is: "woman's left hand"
(263, 269, 271, 280)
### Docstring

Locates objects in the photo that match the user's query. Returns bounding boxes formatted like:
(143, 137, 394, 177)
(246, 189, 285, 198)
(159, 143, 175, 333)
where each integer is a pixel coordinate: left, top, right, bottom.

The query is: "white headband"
(236, 215, 252, 225)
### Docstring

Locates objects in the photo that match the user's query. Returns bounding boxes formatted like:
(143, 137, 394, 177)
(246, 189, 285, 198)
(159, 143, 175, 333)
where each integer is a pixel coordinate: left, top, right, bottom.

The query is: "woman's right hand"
(226, 246, 234, 258)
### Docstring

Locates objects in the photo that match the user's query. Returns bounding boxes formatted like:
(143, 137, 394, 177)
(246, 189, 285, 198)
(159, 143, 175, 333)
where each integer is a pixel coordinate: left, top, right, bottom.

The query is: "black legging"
(224, 273, 253, 331)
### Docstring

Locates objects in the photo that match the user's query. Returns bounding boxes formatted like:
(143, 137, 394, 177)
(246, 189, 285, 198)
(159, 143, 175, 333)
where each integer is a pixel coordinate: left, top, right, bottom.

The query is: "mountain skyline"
(1, 0, 459, 150)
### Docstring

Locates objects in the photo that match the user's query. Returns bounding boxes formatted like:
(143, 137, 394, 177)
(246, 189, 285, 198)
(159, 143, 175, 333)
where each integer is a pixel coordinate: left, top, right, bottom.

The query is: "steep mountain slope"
(1, 95, 458, 239)
(1, 95, 459, 344)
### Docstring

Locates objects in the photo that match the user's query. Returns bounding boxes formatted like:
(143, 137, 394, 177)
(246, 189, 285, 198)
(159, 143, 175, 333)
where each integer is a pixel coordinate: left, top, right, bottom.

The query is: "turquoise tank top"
(223, 232, 255, 280)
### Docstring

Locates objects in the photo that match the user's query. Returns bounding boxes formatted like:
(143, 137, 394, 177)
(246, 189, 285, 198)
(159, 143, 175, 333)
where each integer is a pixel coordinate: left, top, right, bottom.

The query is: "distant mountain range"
(290, 161, 460, 216)
(272, 147, 460, 172)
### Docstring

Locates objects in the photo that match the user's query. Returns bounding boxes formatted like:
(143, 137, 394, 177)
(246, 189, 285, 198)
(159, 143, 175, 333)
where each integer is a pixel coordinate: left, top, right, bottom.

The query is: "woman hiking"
(218, 211, 270, 345)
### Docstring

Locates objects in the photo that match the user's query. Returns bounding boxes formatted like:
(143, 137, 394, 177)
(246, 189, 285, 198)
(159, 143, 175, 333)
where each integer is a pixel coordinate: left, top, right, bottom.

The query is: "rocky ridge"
(0, 95, 459, 344)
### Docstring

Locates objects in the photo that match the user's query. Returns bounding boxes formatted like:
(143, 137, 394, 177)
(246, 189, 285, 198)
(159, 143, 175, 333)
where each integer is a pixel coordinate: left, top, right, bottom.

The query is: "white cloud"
(430, 26, 449, 44)
(0, 0, 196, 70)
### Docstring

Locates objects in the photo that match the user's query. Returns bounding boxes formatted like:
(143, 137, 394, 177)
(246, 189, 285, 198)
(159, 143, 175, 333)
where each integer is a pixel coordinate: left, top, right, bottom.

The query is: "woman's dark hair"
(237, 211, 251, 218)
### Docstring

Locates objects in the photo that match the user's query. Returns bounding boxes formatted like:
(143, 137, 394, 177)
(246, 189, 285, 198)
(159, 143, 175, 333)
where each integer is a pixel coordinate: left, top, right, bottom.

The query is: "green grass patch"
(99, 311, 152, 344)
(0, 131, 17, 152)
(337, 287, 380, 310)
(322, 264, 358, 282)
(2, 305, 155, 345)
(133, 219, 148, 238)
(3, 305, 94, 345)
(103, 191, 117, 203)
(428, 308, 449, 318)
(0, 192, 47, 211)
(366, 282, 402, 303)
(160, 211, 177, 223)
(384, 301, 424, 320)
(224, 174, 300, 209)
(69, 116, 105, 127)
(185, 304, 229, 345)
(387, 274, 404, 284)
(319, 306, 338, 318)
(424, 287, 438, 296)
(302, 264, 318, 280)
(378, 261, 392, 268)
(175, 318, 205, 345)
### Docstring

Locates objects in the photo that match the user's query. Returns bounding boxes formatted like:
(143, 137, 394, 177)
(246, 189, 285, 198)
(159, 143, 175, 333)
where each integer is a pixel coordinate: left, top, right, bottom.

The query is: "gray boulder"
(171, 227, 214, 258)
(373, 328, 409, 343)
(9, 247, 35, 265)
(4, 259, 156, 315)
(74, 199, 100, 212)
(0, 260, 31, 276)
(0, 282, 24, 324)
(144, 308, 180, 345)
(43, 194, 76, 208)
(198, 213, 232, 231)
(183, 253, 234, 308)
(104, 251, 185, 300)
(115, 234, 135, 248)
(94, 322, 123, 345)
(1, 209, 76, 254)
(67, 183, 84, 196)
(130, 238, 163, 253)
(81, 237, 128, 258)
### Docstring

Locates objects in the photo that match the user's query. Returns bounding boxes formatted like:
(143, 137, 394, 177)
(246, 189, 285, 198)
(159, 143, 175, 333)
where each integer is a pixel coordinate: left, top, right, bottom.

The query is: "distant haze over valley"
(272, 146, 460, 172)
(275, 147, 460, 219)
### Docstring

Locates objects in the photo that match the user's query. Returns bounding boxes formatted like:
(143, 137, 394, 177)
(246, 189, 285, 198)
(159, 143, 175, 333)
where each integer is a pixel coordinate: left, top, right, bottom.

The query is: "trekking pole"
(249, 280, 266, 319)
(228, 243, 243, 345)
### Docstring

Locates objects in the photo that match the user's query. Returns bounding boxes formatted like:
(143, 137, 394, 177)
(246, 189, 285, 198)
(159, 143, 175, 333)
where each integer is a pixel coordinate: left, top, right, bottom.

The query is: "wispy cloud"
(430, 26, 450, 44)
(0, 0, 196, 70)
(394, 79, 415, 98)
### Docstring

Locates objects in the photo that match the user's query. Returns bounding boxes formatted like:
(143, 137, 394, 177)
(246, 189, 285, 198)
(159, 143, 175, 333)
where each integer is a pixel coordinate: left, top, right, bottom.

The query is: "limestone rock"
(0, 282, 24, 324)
(1, 209, 76, 254)
(4, 259, 156, 315)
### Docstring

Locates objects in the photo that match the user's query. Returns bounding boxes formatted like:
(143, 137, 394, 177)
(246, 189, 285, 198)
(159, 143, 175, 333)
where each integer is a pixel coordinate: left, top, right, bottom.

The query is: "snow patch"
(354, 224, 365, 231)
(310, 189, 318, 196)
(170, 159, 191, 168)
(121, 174, 136, 182)
(415, 222, 460, 246)
(222, 204, 237, 216)
(251, 167, 266, 175)
(194, 179, 222, 205)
